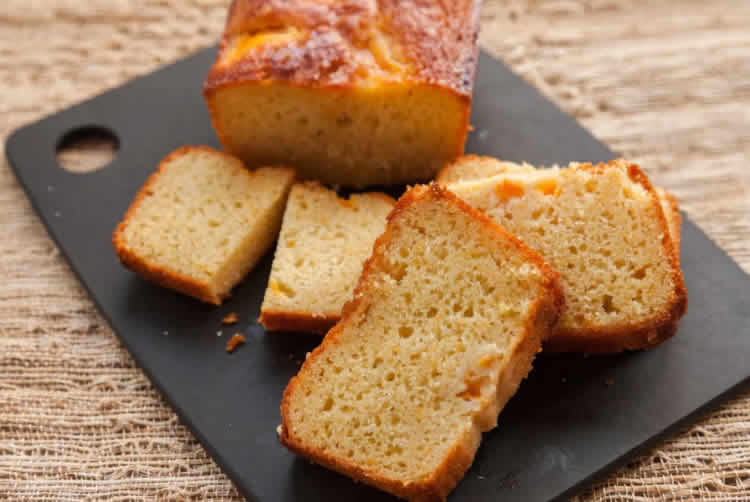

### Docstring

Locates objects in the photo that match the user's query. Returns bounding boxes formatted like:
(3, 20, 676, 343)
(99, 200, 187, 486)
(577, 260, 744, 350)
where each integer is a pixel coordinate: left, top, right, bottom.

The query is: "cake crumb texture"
(260, 182, 395, 333)
(280, 184, 563, 501)
(113, 146, 295, 305)
(444, 158, 687, 353)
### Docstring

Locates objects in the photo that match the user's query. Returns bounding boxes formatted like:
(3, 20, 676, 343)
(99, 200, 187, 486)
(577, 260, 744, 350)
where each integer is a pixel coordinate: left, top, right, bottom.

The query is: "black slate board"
(6, 48, 750, 502)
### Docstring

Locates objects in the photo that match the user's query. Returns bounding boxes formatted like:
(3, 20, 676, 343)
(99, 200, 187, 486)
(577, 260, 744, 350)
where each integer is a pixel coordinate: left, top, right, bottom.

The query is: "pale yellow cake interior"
(284, 188, 553, 482)
(448, 161, 677, 334)
(119, 149, 295, 303)
(210, 82, 467, 187)
(261, 182, 394, 327)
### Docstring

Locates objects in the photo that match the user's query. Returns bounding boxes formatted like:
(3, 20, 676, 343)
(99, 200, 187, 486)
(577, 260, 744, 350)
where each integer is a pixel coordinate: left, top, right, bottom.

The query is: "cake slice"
(113, 146, 295, 305)
(437, 155, 683, 250)
(280, 184, 563, 501)
(204, 0, 481, 187)
(259, 182, 395, 333)
(444, 159, 687, 353)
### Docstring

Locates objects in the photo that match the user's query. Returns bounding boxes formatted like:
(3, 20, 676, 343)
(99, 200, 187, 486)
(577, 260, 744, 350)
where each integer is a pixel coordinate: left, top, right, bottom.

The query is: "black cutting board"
(6, 48, 750, 502)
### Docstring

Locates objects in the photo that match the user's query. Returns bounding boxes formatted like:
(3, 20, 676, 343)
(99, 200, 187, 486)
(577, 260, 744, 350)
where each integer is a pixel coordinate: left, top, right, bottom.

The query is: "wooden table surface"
(1, 1, 749, 500)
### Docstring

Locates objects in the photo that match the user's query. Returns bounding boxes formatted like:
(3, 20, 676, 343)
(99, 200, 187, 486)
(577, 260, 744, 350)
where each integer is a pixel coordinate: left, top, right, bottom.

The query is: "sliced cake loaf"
(113, 146, 295, 305)
(445, 159, 687, 353)
(259, 182, 395, 333)
(438, 155, 683, 249)
(280, 184, 563, 501)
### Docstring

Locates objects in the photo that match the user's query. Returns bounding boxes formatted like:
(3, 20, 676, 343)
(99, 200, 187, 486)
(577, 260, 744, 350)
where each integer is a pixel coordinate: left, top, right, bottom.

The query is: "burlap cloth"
(1, 0, 749, 500)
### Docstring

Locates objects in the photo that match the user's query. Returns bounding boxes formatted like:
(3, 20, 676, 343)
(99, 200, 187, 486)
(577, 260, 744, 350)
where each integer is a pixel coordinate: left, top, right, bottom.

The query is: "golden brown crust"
(547, 319, 680, 353)
(112, 146, 233, 305)
(113, 239, 223, 305)
(258, 309, 340, 334)
(205, 0, 481, 95)
(280, 183, 563, 501)
(545, 160, 688, 353)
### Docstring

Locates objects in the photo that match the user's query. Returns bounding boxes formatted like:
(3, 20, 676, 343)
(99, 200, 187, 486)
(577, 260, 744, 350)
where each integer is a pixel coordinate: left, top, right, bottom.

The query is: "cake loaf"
(204, 0, 481, 187)
(280, 184, 563, 501)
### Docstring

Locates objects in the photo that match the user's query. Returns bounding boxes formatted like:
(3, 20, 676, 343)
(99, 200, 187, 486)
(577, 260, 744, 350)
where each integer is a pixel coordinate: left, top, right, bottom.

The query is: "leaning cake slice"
(280, 184, 563, 501)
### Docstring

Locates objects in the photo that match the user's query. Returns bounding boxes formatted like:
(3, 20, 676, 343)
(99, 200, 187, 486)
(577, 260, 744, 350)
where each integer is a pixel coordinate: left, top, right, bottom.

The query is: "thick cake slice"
(280, 184, 563, 501)
(113, 146, 295, 305)
(259, 182, 395, 333)
(204, 0, 481, 187)
(445, 159, 687, 353)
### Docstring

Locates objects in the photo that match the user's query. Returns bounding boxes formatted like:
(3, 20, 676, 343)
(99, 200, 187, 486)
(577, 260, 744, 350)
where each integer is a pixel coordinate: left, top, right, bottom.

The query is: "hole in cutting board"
(56, 126, 119, 173)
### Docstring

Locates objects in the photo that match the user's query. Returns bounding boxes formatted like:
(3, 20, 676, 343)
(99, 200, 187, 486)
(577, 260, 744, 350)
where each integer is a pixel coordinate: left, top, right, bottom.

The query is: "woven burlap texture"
(1, 0, 749, 500)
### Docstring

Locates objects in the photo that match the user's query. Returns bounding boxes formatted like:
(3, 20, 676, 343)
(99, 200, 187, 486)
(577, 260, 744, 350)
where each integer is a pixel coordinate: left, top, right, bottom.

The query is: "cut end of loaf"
(113, 146, 295, 305)
(204, 0, 481, 187)
(280, 183, 563, 501)
(205, 82, 469, 187)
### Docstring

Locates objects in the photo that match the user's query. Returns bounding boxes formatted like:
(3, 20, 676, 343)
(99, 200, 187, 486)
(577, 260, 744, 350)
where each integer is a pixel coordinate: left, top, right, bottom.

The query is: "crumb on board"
(222, 312, 238, 325)
(226, 333, 246, 353)
(216, 330, 223, 337)
(276, 424, 282, 436)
